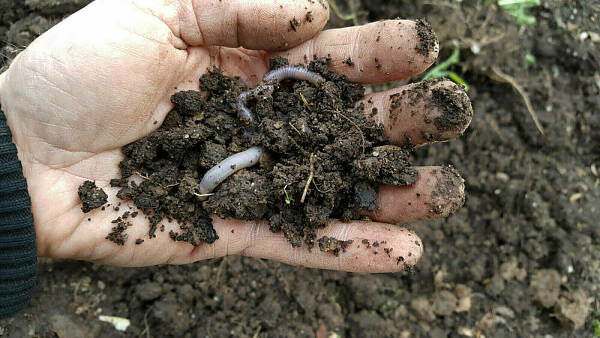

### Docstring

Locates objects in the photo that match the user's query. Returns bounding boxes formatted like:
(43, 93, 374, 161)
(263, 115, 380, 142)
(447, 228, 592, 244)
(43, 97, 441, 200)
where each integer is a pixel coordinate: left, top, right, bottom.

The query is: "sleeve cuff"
(0, 105, 37, 319)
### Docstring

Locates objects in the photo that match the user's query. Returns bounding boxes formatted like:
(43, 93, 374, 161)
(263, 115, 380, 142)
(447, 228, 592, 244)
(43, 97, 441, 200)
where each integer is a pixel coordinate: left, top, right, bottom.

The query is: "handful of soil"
(104, 57, 417, 248)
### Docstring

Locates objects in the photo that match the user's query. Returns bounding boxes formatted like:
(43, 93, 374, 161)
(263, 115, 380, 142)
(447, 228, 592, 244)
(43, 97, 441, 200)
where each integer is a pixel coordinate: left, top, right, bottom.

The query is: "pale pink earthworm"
(263, 65, 325, 85)
(236, 85, 274, 122)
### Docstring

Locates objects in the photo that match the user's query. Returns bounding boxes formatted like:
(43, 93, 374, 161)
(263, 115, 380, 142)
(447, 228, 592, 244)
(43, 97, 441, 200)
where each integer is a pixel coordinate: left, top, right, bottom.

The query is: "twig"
(299, 93, 311, 110)
(214, 257, 227, 286)
(288, 122, 301, 135)
(373, 145, 404, 152)
(490, 66, 544, 135)
(134, 171, 150, 180)
(138, 307, 152, 338)
(335, 109, 366, 154)
(73, 281, 80, 303)
(193, 192, 215, 198)
(252, 325, 262, 338)
(328, 0, 368, 25)
(301, 154, 315, 203)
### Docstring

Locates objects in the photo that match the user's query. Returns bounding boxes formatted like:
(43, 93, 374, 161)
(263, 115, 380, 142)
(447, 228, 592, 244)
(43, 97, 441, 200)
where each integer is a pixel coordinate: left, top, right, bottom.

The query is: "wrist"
(0, 69, 7, 103)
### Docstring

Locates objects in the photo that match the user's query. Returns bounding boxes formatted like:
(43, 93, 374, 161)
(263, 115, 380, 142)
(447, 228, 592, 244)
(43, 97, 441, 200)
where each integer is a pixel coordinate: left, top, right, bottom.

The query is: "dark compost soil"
(104, 57, 416, 248)
(77, 181, 107, 213)
(1, 0, 599, 337)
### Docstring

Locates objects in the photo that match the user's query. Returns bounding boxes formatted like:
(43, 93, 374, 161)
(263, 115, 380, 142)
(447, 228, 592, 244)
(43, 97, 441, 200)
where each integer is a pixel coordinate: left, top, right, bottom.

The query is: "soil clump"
(108, 57, 417, 248)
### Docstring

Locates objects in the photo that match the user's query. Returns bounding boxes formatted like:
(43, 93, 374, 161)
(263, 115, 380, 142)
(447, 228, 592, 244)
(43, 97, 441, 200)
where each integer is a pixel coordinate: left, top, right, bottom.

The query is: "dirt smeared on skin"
(387, 78, 472, 143)
(389, 79, 448, 122)
(414, 18, 438, 57)
(290, 17, 300, 32)
(108, 57, 416, 247)
(431, 86, 473, 133)
(77, 181, 107, 213)
(317, 236, 354, 256)
(428, 165, 465, 217)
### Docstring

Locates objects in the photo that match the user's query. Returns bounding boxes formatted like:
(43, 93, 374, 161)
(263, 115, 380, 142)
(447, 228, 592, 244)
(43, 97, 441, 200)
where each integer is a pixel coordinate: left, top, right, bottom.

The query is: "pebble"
(485, 274, 505, 297)
(494, 306, 515, 319)
(495, 172, 509, 182)
(410, 296, 436, 321)
(432, 290, 457, 316)
(530, 269, 561, 308)
(135, 281, 163, 301)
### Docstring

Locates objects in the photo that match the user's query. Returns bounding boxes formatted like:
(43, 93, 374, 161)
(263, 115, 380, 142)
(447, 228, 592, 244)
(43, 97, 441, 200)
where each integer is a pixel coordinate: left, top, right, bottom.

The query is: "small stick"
(133, 171, 149, 180)
(213, 257, 227, 286)
(490, 66, 544, 135)
(193, 192, 215, 198)
(288, 122, 301, 135)
(299, 93, 311, 110)
(372, 145, 404, 152)
(300, 154, 315, 203)
(252, 325, 262, 338)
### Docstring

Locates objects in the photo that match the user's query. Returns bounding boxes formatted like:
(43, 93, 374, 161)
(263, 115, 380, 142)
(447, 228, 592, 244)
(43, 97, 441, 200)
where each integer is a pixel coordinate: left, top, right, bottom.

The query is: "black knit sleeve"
(0, 105, 37, 319)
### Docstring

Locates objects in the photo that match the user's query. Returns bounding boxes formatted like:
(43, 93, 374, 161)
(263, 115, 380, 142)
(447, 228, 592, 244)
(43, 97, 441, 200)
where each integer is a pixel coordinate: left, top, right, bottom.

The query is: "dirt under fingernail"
(415, 18, 439, 58)
(431, 83, 473, 135)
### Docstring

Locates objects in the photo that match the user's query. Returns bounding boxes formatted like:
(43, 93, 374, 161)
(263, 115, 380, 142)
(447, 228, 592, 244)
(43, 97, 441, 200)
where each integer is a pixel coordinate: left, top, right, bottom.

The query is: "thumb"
(136, 0, 330, 51)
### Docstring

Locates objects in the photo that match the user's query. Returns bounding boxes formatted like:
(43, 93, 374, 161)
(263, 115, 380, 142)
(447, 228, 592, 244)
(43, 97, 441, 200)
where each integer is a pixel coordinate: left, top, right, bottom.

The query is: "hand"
(0, 0, 472, 272)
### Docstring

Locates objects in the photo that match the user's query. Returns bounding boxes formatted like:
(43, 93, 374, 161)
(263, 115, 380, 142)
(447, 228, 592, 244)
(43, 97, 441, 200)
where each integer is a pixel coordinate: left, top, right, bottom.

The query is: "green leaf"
(423, 48, 469, 91)
(497, 0, 540, 25)
(593, 319, 600, 337)
(526, 53, 536, 65)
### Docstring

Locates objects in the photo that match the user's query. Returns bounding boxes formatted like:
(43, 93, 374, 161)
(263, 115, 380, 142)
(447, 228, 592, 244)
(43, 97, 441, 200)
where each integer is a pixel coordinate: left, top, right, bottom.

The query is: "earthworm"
(237, 66, 324, 122)
(197, 146, 264, 201)
(237, 85, 274, 121)
(200, 66, 324, 199)
(263, 65, 326, 85)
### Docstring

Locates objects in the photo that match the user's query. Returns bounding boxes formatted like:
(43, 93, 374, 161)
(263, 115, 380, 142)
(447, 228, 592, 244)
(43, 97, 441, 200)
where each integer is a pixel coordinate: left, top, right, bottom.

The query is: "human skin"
(0, 0, 472, 272)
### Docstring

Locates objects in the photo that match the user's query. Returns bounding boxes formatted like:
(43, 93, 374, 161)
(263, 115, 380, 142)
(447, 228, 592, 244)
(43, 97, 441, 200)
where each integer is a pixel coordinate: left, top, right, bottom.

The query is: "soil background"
(1, 0, 599, 337)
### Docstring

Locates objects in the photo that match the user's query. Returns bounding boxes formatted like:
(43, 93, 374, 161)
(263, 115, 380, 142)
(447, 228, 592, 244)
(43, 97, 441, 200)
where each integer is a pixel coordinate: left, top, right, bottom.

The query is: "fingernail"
(430, 81, 473, 138)
(429, 165, 465, 217)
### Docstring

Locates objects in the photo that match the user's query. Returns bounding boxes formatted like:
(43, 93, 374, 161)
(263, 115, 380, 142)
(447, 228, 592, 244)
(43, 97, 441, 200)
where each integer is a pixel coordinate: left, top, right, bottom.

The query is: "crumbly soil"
(108, 57, 416, 248)
(77, 181, 107, 213)
(1, 0, 599, 337)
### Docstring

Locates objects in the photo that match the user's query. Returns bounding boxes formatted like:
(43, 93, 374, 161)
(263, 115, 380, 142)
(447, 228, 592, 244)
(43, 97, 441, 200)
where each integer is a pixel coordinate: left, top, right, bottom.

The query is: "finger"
(149, 0, 329, 50)
(57, 175, 421, 272)
(270, 19, 439, 83)
(364, 166, 465, 224)
(189, 218, 423, 273)
(72, 210, 421, 272)
(362, 79, 473, 147)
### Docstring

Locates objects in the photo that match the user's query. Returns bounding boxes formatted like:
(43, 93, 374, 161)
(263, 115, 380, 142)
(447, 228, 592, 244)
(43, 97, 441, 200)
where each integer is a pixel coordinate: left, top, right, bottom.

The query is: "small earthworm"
(199, 66, 324, 199)
(237, 66, 324, 122)
(263, 65, 326, 85)
(197, 146, 264, 201)
(237, 85, 274, 121)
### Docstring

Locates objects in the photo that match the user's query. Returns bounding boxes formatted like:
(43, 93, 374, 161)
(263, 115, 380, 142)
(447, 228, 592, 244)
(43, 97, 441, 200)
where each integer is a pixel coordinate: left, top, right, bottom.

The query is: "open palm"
(0, 0, 471, 272)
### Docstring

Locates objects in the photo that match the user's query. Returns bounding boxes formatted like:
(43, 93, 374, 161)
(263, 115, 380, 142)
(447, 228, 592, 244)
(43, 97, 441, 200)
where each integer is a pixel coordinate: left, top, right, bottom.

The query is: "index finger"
(270, 19, 439, 83)
(156, 0, 330, 50)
